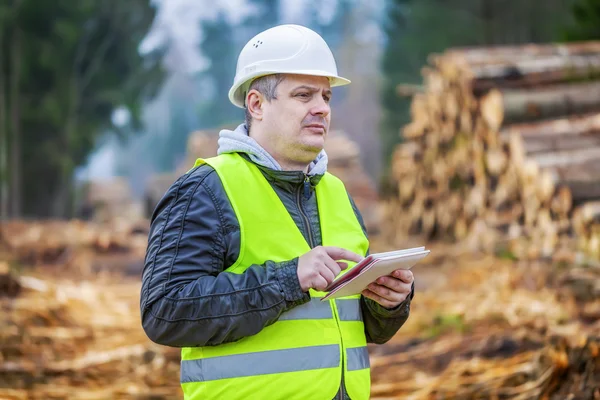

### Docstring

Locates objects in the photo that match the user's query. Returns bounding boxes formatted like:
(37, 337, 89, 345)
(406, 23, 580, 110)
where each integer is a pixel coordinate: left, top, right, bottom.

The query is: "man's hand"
(297, 246, 364, 292)
(362, 269, 413, 309)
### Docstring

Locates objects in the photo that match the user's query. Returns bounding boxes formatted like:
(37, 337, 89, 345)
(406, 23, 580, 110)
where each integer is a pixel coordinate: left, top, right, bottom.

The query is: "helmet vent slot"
(253, 40, 263, 48)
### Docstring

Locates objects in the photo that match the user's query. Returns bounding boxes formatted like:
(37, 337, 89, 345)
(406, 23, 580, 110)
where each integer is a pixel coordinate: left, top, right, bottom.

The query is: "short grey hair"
(244, 74, 286, 132)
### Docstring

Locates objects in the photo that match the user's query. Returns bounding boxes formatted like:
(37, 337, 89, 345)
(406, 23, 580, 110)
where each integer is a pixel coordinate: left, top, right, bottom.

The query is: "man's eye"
(323, 96, 331, 103)
(296, 93, 310, 98)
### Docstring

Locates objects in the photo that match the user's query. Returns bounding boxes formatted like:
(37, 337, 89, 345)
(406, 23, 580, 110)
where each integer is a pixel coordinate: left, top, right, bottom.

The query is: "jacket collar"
(218, 123, 328, 173)
(239, 153, 324, 192)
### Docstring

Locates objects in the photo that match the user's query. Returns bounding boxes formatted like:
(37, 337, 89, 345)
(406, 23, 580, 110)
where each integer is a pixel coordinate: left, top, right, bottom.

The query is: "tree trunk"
(500, 112, 600, 139)
(544, 158, 600, 204)
(51, 172, 73, 218)
(480, 0, 494, 45)
(0, 25, 8, 219)
(481, 82, 600, 129)
(51, 119, 75, 218)
(9, 25, 21, 218)
(470, 53, 600, 92)
(520, 135, 600, 154)
(501, 113, 600, 153)
(443, 41, 600, 66)
(51, 84, 79, 218)
(531, 147, 600, 169)
(562, 181, 600, 205)
(433, 42, 600, 95)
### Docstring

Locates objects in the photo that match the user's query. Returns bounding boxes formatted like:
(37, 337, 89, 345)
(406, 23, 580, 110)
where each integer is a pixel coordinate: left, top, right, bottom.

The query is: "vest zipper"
(297, 174, 315, 248)
(331, 302, 346, 400)
(298, 174, 344, 398)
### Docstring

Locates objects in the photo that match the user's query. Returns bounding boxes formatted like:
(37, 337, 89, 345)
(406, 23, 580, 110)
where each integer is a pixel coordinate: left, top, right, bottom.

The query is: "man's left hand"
(361, 269, 413, 309)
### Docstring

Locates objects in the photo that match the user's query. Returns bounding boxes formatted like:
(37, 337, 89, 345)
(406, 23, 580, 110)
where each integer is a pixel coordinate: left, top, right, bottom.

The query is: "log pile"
(383, 41, 600, 261)
(0, 219, 149, 277)
(325, 130, 380, 233)
(79, 177, 144, 223)
(0, 261, 21, 298)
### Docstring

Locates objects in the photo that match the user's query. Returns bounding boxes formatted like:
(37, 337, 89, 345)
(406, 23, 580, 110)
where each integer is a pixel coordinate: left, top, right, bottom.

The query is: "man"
(141, 24, 415, 400)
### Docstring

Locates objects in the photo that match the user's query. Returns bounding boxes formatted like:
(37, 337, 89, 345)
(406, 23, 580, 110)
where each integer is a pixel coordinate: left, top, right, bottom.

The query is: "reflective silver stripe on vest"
(180, 344, 340, 383)
(335, 299, 363, 321)
(347, 346, 370, 371)
(279, 298, 332, 320)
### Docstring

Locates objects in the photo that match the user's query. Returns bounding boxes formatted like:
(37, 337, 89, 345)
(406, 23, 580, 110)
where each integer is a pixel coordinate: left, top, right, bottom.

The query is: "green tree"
(563, 0, 600, 40)
(379, 0, 413, 190)
(0, 0, 163, 218)
(197, 11, 239, 128)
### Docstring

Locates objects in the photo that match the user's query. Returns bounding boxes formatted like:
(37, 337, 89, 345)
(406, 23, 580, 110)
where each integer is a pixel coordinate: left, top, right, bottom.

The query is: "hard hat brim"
(228, 71, 351, 109)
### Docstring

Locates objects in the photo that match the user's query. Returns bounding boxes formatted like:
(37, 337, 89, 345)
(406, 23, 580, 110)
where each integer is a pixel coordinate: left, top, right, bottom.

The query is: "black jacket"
(140, 154, 414, 397)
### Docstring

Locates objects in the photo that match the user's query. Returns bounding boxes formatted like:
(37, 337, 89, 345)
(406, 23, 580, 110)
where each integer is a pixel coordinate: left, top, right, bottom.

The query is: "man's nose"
(311, 96, 331, 117)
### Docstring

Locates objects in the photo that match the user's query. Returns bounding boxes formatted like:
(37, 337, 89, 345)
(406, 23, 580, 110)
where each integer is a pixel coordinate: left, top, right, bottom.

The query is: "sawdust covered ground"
(369, 239, 600, 399)
(1, 221, 599, 399)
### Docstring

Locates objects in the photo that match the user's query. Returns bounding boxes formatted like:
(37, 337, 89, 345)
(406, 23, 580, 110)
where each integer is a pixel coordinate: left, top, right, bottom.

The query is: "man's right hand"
(297, 246, 364, 292)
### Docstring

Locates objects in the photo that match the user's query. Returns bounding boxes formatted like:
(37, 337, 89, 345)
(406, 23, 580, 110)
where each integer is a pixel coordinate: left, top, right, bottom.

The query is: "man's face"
(261, 74, 332, 166)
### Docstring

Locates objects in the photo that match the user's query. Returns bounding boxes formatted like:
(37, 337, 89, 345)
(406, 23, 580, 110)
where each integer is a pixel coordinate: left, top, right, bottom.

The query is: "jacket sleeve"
(347, 194, 414, 345)
(140, 166, 309, 348)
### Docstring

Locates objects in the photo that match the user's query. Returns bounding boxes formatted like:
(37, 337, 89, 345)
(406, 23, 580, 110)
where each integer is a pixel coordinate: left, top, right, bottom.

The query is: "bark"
(520, 135, 600, 154)
(50, 118, 76, 218)
(0, 24, 8, 219)
(500, 112, 600, 138)
(9, 25, 21, 217)
(481, 82, 600, 129)
(470, 53, 600, 92)
(433, 42, 600, 94)
(546, 159, 600, 204)
(443, 41, 600, 66)
(531, 147, 600, 169)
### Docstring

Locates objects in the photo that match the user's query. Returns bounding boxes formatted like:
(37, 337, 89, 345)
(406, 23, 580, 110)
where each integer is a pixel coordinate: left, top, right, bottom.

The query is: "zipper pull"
(303, 175, 311, 199)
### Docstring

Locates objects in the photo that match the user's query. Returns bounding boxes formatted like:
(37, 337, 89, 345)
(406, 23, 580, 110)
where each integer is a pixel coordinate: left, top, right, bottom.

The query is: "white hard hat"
(228, 24, 350, 108)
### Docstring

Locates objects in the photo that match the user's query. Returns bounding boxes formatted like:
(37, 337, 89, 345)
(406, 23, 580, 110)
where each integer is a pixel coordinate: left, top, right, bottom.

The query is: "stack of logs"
(384, 41, 600, 261)
(324, 131, 380, 233)
(0, 219, 150, 278)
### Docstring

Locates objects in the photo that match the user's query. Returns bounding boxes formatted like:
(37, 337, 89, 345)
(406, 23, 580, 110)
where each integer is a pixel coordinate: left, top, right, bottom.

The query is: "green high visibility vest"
(180, 153, 371, 400)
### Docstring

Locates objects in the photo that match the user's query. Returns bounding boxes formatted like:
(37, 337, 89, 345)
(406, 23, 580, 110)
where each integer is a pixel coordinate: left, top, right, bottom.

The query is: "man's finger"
(337, 261, 348, 270)
(318, 264, 336, 285)
(367, 282, 404, 302)
(313, 276, 330, 291)
(361, 289, 396, 309)
(373, 276, 412, 296)
(375, 276, 411, 293)
(323, 257, 342, 278)
(393, 269, 414, 283)
(323, 246, 363, 263)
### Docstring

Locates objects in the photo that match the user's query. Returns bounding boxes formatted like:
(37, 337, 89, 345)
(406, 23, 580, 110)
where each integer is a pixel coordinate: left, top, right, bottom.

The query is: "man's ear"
(246, 90, 264, 121)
